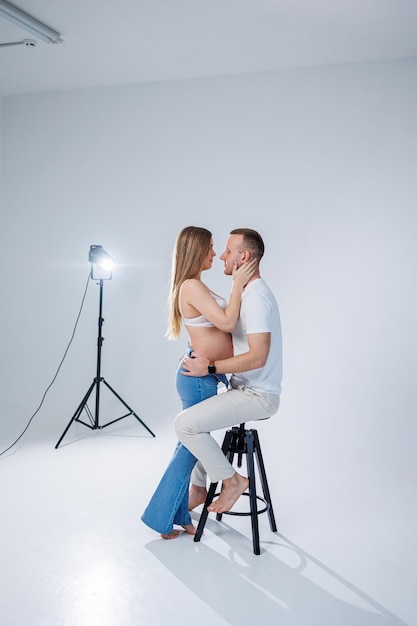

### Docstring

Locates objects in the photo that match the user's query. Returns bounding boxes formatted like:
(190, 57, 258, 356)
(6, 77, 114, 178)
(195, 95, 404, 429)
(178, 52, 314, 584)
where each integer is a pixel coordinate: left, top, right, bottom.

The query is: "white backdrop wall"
(1, 58, 416, 505)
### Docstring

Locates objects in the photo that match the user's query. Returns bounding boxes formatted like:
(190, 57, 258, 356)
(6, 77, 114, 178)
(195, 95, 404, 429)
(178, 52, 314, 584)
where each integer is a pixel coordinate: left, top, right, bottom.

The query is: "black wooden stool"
(193, 423, 277, 555)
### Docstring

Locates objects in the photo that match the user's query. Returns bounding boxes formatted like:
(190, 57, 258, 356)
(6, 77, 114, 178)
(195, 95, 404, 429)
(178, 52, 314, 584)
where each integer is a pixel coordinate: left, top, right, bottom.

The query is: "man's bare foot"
(161, 529, 180, 539)
(188, 485, 207, 510)
(207, 473, 249, 514)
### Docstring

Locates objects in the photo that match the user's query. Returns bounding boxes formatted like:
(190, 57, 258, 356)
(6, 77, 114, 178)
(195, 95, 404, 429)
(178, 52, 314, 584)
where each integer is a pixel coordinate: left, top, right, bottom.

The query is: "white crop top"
(179, 282, 227, 327)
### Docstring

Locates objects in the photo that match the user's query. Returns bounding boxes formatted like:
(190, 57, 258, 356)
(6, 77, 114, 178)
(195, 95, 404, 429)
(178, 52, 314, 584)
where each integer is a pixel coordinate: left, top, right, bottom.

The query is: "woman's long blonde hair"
(166, 226, 212, 339)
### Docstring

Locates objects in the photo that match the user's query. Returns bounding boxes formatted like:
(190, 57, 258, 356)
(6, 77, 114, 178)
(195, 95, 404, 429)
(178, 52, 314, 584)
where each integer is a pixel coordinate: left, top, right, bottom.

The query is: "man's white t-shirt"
(231, 278, 282, 395)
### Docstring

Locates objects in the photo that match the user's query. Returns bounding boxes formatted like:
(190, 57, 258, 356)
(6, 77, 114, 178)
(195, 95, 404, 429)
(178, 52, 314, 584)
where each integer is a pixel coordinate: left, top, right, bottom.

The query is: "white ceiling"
(1, 0, 417, 97)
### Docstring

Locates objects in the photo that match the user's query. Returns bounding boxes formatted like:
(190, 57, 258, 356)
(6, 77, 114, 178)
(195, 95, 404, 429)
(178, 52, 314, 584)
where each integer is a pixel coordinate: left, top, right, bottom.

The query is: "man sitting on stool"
(176, 228, 282, 514)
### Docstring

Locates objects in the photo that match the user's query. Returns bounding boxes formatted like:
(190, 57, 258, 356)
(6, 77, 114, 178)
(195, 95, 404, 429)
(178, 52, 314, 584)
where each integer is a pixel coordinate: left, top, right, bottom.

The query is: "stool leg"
(194, 428, 235, 543)
(237, 423, 245, 468)
(246, 432, 261, 555)
(194, 481, 218, 543)
(216, 428, 238, 522)
(253, 429, 277, 532)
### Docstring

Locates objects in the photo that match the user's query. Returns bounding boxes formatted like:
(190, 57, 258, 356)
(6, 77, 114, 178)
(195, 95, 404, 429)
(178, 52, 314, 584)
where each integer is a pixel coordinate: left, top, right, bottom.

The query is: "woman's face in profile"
(201, 238, 216, 271)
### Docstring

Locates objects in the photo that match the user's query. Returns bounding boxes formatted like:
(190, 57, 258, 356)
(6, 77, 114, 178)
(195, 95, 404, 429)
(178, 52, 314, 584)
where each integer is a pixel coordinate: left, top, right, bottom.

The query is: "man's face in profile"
(220, 234, 245, 275)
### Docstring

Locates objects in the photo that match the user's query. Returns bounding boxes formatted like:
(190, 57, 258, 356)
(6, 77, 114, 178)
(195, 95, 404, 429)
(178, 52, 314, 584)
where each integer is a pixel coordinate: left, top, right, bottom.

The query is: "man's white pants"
(174, 383, 280, 483)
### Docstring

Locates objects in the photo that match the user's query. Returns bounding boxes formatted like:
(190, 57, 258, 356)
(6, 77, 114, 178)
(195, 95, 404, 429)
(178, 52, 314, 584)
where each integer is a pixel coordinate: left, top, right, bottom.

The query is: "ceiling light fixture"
(0, 0, 63, 44)
(0, 37, 36, 48)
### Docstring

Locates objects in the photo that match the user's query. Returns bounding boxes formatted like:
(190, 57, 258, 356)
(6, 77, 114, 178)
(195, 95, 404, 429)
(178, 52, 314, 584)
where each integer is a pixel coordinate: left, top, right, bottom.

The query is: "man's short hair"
(230, 228, 265, 260)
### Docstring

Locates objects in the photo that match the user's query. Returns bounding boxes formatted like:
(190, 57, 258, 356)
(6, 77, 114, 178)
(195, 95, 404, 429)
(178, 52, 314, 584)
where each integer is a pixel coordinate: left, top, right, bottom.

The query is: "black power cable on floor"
(0, 273, 91, 458)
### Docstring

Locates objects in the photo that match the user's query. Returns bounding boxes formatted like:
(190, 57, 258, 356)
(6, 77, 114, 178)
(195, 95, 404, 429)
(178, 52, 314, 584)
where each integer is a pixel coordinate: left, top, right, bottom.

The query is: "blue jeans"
(141, 350, 228, 534)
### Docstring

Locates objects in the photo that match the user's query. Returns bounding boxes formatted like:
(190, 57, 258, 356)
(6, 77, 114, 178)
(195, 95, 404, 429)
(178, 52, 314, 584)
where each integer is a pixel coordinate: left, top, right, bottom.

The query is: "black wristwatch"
(208, 360, 217, 374)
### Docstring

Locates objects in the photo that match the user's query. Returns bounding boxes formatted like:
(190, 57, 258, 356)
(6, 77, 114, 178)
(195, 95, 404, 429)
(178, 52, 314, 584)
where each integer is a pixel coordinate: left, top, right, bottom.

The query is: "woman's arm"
(182, 259, 257, 333)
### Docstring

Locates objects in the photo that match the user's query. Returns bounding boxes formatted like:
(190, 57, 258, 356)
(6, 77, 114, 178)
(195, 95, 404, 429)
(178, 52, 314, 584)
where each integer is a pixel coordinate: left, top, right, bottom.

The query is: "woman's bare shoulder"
(181, 279, 213, 306)
(181, 278, 209, 294)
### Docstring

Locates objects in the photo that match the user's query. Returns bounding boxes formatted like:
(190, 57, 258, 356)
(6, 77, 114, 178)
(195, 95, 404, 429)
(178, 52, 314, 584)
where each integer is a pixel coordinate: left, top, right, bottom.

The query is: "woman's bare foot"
(207, 473, 249, 514)
(160, 524, 196, 539)
(161, 529, 180, 539)
(182, 523, 196, 536)
(188, 485, 207, 510)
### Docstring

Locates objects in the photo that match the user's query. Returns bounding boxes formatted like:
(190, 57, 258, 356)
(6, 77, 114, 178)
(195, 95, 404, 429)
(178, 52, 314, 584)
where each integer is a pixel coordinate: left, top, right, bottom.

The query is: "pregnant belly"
(186, 327, 233, 361)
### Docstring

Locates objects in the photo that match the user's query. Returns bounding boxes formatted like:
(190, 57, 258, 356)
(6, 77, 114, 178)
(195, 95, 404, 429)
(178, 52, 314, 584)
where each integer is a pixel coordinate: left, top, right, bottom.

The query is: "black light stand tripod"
(55, 248, 155, 448)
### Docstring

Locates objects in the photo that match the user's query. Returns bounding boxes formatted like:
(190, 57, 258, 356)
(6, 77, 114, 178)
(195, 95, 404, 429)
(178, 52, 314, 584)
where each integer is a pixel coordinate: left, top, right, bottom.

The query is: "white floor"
(0, 416, 415, 626)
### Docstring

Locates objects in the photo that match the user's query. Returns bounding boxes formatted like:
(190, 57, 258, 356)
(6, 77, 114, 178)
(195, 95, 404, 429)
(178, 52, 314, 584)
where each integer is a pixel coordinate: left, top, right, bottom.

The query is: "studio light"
(0, 0, 63, 44)
(89, 244, 114, 280)
(55, 245, 155, 448)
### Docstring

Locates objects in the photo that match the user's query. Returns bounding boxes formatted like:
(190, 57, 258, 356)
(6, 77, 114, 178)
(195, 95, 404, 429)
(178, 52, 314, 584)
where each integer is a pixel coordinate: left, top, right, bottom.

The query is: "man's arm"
(182, 332, 271, 377)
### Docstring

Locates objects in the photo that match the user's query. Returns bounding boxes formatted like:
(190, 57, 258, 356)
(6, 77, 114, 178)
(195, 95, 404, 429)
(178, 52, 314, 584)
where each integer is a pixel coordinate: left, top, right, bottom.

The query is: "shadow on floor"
(146, 519, 410, 626)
